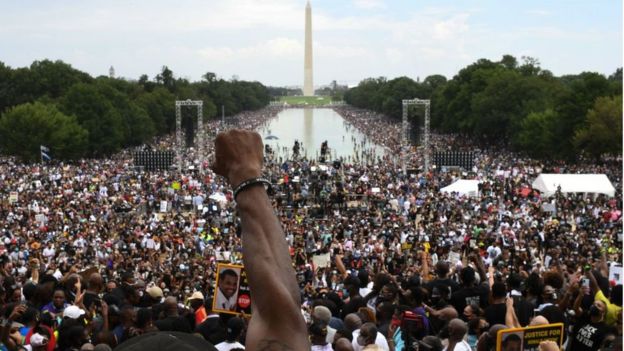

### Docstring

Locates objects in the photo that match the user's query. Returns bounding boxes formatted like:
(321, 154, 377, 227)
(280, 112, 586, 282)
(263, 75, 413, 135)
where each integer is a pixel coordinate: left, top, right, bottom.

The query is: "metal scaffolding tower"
(401, 98, 431, 173)
(175, 99, 204, 173)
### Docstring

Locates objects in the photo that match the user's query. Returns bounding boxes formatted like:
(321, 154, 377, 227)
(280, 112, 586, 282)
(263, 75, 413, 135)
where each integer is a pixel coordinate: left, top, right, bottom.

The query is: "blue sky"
(0, 0, 621, 87)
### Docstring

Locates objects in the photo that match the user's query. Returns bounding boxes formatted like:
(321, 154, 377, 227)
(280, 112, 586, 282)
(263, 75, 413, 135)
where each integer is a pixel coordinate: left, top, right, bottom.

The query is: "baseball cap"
(188, 291, 204, 301)
(63, 305, 86, 319)
(30, 333, 49, 347)
(146, 286, 164, 300)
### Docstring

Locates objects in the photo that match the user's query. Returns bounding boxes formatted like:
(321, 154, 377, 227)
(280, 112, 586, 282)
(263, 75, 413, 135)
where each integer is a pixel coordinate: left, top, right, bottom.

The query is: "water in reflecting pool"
(257, 108, 387, 162)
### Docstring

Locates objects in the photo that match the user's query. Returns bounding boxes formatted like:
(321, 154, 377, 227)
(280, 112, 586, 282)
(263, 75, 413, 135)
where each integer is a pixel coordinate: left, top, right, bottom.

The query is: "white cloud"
(352, 0, 386, 10)
(432, 14, 470, 40)
(0, 0, 619, 86)
(199, 38, 302, 62)
(384, 48, 404, 63)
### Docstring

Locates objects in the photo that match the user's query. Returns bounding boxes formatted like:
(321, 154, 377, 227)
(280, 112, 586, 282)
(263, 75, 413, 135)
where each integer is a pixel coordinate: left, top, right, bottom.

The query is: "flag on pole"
(40, 145, 51, 161)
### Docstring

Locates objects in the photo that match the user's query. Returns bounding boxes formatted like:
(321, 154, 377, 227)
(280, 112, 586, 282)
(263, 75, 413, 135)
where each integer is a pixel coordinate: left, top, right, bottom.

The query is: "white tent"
(440, 179, 480, 197)
(531, 174, 616, 197)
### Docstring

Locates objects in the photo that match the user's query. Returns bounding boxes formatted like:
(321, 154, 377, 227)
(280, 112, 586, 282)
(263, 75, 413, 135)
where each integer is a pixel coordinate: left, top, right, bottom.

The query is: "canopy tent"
(531, 174, 616, 197)
(440, 179, 480, 197)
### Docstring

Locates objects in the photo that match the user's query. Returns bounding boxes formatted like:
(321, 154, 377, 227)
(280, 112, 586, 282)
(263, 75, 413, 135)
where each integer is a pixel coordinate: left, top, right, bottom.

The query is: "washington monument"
(303, 0, 314, 96)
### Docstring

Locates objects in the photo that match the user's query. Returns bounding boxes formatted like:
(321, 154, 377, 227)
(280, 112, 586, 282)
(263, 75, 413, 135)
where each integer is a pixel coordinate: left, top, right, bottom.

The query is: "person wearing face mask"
(352, 323, 388, 351)
(569, 297, 609, 351)
(341, 276, 365, 320)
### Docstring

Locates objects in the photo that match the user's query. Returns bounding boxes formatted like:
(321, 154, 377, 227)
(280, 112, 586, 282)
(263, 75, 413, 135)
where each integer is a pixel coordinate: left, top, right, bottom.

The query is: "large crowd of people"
(0, 105, 621, 351)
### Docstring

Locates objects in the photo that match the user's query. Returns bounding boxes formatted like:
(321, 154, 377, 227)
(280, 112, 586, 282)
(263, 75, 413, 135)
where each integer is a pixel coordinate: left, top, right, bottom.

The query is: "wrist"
(228, 167, 262, 189)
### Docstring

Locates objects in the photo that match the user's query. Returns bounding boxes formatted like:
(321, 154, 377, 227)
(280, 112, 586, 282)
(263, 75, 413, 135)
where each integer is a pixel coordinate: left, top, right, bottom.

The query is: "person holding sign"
(212, 129, 309, 350)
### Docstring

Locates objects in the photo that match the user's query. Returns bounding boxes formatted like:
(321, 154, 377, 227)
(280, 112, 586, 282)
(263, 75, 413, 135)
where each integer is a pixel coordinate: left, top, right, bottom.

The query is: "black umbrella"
(115, 332, 217, 351)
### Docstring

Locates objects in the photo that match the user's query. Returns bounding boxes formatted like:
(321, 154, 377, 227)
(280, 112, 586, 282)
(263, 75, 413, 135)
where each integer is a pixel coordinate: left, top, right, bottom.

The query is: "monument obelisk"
(303, 0, 314, 96)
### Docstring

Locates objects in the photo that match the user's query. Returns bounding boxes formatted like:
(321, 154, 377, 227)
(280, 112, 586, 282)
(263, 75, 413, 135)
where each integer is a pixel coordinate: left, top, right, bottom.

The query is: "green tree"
(0, 102, 88, 161)
(136, 87, 176, 134)
(515, 109, 558, 159)
(155, 66, 175, 92)
(574, 95, 622, 159)
(0, 61, 13, 113)
(94, 79, 155, 146)
(60, 83, 124, 156)
(552, 72, 610, 158)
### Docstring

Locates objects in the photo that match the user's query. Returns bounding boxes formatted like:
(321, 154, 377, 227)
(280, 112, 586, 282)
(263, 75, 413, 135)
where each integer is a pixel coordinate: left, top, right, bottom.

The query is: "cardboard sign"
(497, 323, 564, 351)
(312, 253, 331, 268)
(212, 263, 251, 316)
(216, 251, 231, 262)
(9, 192, 18, 203)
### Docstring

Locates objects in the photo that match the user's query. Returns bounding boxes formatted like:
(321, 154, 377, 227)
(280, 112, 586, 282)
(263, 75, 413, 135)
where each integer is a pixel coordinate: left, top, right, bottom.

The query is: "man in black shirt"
(341, 275, 365, 319)
(484, 282, 507, 326)
(195, 298, 226, 345)
(506, 273, 534, 327)
(153, 297, 192, 333)
(425, 261, 460, 298)
(450, 266, 489, 316)
(569, 299, 609, 351)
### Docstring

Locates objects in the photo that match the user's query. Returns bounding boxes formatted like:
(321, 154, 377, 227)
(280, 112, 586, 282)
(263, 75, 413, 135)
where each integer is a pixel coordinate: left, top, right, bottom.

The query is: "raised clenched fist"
(212, 129, 264, 188)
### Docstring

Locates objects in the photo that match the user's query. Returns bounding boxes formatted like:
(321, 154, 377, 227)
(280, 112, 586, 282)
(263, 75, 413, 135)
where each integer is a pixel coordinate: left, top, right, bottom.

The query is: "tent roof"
(531, 174, 616, 197)
(440, 179, 480, 197)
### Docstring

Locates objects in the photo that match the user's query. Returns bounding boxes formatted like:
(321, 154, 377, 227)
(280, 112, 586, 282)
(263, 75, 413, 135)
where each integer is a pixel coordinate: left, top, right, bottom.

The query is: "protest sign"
(312, 253, 331, 268)
(497, 323, 564, 351)
(9, 192, 18, 203)
(609, 263, 623, 285)
(212, 263, 251, 316)
(160, 200, 168, 213)
(448, 251, 461, 266)
(216, 251, 231, 262)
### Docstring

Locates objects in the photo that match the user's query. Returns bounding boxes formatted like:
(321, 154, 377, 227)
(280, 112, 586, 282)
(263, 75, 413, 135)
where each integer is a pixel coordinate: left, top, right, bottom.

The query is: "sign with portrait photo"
(496, 323, 564, 351)
(212, 263, 251, 316)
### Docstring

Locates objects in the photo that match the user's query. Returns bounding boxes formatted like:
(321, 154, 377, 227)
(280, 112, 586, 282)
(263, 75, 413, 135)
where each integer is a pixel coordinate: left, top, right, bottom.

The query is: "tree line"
(345, 55, 622, 160)
(0, 60, 271, 161)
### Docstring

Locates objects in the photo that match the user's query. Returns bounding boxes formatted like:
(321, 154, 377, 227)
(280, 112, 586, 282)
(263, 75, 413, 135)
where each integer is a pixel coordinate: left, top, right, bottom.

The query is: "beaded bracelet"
(233, 177, 272, 201)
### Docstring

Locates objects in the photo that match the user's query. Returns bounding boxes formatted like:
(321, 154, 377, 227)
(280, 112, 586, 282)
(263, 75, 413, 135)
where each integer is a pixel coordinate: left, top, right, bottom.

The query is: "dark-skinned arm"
(212, 130, 308, 351)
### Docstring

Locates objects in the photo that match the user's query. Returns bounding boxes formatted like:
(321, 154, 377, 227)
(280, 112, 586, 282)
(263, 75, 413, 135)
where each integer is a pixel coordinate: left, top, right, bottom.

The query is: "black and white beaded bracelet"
(233, 177, 272, 201)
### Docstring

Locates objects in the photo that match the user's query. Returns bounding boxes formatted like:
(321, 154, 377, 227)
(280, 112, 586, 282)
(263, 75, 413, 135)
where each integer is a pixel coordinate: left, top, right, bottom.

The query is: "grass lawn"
(278, 95, 332, 106)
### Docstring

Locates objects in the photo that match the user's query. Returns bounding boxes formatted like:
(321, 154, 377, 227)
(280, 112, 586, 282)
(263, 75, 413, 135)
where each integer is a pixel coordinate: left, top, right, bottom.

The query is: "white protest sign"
(609, 263, 623, 285)
(312, 253, 331, 268)
(9, 192, 18, 203)
(160, 200, 168, 213)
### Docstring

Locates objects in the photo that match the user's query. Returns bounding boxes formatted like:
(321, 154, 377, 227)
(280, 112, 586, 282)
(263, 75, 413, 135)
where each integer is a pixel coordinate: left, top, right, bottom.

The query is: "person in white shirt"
(352, 323, 389, 351)
(443, 319, 471, 351)
(215, 317, 245, 351)
(42, 244, 55, 262)
(309, 322, 333, 351)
